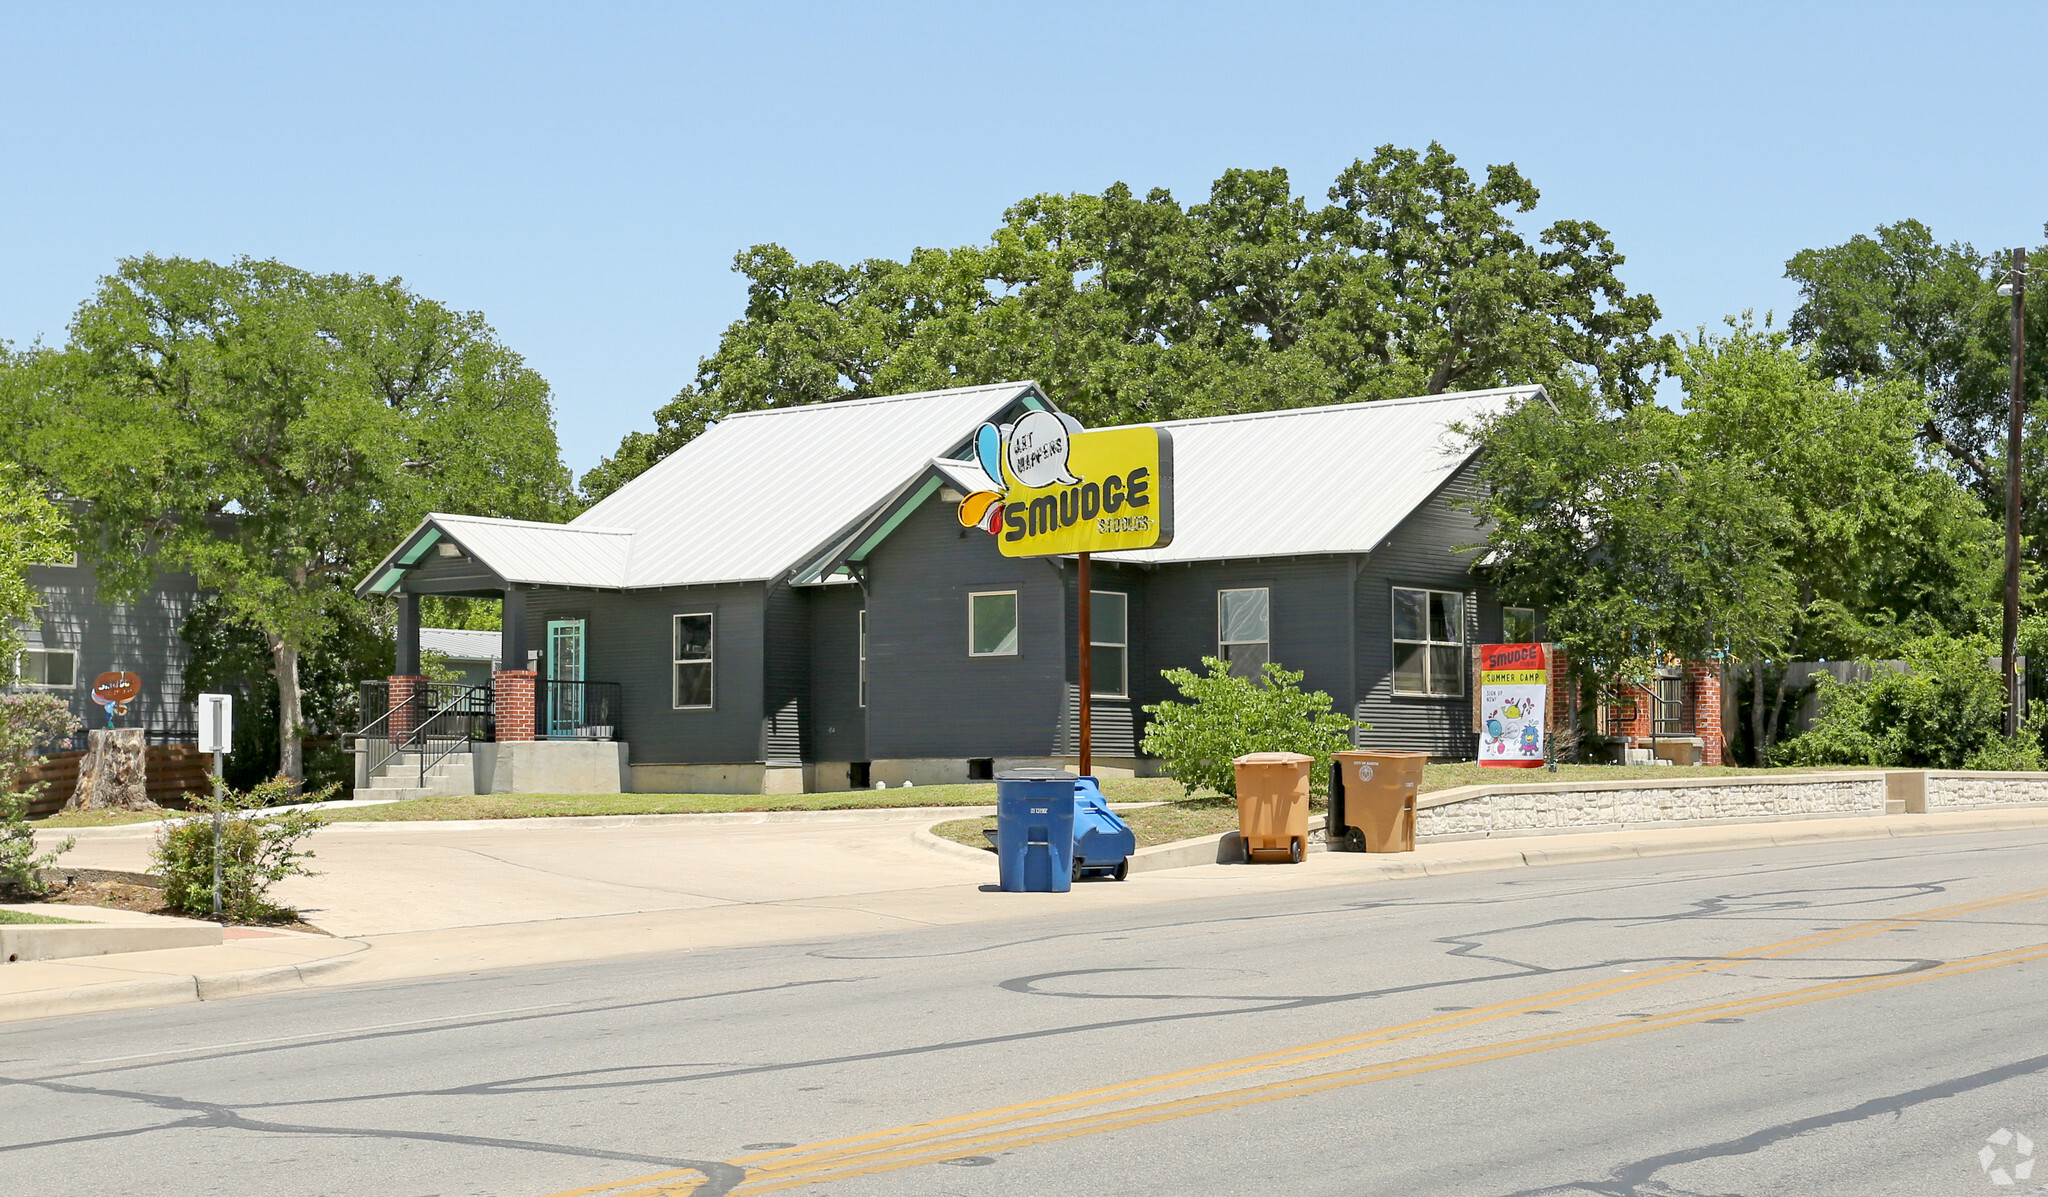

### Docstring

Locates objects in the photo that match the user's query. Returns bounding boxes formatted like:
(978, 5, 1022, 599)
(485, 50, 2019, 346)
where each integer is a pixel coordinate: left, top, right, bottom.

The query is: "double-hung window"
(18, 648, 75, 688)
(1090, 591, 1128, 698)
(969, 591, 1019, 656)
(673, 613, 714, 708)
(1217, 588, 1270, 678)
(1503, 606, 1538, 643)
(1393, 587, 1465, 697)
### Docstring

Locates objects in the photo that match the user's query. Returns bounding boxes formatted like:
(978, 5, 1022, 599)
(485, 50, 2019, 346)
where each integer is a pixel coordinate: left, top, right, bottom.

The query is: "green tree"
(1141, 658, 1356, 799)
(0, 464, 72, 679)
(584, 144, 1674, 500)
(1471, 321, 2000, 761)
(25, 256, 572, 784)
(1776, 634, 2035, 770)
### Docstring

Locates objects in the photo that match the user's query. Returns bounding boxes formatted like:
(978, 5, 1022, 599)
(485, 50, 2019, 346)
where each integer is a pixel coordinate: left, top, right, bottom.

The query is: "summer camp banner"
(1479, 643, 1549, 768)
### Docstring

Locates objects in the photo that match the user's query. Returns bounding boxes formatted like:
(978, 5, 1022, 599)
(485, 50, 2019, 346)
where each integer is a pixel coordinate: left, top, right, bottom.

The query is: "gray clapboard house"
(17, 548, 203, 744)
(356, 381, 1540, 795)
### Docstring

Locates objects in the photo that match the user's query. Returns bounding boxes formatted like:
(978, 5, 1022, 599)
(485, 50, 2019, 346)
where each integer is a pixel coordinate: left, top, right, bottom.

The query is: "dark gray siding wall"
(524, 583, 765, 765)
(400, 552, 505, 595)
(863, 497, 1067, 758)
(1355, 461, 1488, 756)
(26, 557, 202, 737)
(762, 584, 809, 764)
(1055, 561, 1150, 757)
(1132, 557, 1358, 745)
(807, 584, 866, 762)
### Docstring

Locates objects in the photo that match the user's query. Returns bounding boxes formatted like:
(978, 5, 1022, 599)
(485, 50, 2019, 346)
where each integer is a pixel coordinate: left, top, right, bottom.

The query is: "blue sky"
(4, 2, 2042, 481)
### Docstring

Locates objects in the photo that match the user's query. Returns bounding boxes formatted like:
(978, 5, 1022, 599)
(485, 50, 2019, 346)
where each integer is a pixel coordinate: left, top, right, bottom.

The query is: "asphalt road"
(5, 830, 2047, 1197)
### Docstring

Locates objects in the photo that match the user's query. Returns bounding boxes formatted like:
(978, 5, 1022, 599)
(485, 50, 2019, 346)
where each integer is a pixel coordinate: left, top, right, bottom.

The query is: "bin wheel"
(1113, 858, 1129, 882)
(1289, 837, 1303, 863)
(1345, 827, 1367, 853)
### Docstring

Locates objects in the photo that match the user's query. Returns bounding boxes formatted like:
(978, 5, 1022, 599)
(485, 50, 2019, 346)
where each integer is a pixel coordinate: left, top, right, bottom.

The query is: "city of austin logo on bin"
(955, 411, 1173, 557)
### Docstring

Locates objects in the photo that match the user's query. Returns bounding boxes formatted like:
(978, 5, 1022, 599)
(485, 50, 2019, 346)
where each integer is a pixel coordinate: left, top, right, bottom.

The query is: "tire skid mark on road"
(537, 884, 2048, 1197)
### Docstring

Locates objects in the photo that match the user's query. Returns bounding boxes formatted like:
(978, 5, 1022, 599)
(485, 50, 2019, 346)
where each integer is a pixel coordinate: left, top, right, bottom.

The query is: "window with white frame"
(1090, 590, 1127, 698)
(969, 591, 1019, 656)
(857, 609, 868, 708)
(17, 648, 75, 688)
(1217, 588, 1270, 679)
(1503, 606, 1538, 643)
(672, 613, 714, 708)
(1393, 587, 1465, 696)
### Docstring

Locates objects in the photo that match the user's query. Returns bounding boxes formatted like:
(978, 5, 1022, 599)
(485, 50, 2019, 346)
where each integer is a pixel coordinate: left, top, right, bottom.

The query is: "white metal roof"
(569, 381, 1036, 587)
(420, 627, 502, 662)
(430, 513, 637, 587)
(1092, 386, 1539, 566)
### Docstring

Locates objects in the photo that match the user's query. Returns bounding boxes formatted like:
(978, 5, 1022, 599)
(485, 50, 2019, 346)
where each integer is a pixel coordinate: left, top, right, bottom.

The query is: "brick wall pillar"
(387, 675, 426, 742)
(494, 670, 536, 743)
(1687, 661, 1724, 766)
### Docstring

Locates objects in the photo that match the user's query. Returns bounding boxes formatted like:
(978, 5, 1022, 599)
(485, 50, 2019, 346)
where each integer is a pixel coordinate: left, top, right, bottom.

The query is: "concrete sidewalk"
(8, 804, 2048, 1024)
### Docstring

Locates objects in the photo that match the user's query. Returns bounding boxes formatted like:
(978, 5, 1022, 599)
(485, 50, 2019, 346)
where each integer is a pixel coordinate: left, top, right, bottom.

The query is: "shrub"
(1141, 657, 1357, 798)
(0, 694, 81, 896)
(1775, 634, 2018, 769)
(153, 775, 331, 920)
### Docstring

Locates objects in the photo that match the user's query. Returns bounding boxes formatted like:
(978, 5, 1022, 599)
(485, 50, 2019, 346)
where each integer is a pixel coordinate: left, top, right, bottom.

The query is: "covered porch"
(352, 515, 634, 797)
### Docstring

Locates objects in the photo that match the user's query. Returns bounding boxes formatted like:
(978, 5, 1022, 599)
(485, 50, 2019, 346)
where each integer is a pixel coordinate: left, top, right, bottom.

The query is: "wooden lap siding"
(862, 497, 1067, 760)
(1353, 461, 1488, 757)
(27, 558, 203, 738)
(523, 583, 767, 766)
(806, 585, 867, 763)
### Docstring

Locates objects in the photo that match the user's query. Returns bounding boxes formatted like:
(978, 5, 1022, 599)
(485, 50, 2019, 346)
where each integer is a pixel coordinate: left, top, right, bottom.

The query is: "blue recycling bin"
(1072, 776, 1136, 881)
(996, 768, 1076, 892)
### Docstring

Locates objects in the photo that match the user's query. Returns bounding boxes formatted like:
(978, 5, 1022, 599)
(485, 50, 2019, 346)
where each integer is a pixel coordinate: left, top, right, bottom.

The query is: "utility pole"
(2003, 247, 2027, 737)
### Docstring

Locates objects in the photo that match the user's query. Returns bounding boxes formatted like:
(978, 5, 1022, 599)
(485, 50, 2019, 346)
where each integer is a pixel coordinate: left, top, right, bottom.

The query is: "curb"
(0, 940, 370, 1025)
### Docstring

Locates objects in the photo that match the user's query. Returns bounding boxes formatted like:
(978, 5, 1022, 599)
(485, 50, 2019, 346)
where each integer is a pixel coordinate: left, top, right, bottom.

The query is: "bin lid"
(997, 768, 1078, 781)
(1231, 752, 1313, 765)
(1334, 750, 1432, 760)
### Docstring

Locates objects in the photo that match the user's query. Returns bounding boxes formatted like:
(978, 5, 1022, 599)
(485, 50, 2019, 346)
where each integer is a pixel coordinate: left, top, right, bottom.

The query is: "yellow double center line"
(544, 885, 2048, 1197)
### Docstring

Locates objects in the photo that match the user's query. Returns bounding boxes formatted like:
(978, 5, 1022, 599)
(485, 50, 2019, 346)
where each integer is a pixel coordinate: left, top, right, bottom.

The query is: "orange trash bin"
(1232, 752, 1313, 863)
(1330, 750, 1427, 852)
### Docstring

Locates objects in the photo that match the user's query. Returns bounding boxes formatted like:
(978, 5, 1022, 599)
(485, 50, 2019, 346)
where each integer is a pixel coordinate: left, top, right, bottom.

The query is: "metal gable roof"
(573, 381, 1040, 587)
(1092, 385, 1539, 566)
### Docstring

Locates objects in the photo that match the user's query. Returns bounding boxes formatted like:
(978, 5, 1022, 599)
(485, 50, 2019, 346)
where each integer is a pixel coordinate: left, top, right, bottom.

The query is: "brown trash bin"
(1330, 751, 1428, 852)
(1232, 751, 1313, 863)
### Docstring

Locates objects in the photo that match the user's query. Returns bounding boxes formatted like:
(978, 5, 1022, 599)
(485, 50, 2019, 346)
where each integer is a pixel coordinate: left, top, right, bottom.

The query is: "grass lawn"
(929, 762, 1872, 852)
(319, 777, 1193, 822)
(29, 809, 171, 829)
(0, 909, 84, 924)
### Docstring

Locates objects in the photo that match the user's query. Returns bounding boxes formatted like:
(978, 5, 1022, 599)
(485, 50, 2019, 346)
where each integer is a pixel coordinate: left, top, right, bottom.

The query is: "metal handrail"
(353, 688, 430, 778)
(413, 684, 492, 786)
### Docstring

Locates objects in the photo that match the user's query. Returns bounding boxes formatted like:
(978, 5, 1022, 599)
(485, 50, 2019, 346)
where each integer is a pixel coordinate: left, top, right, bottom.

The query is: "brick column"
(387, 674, 426, 742)
(1687, 661, 1724, 766)
(494, 670, 536, 743)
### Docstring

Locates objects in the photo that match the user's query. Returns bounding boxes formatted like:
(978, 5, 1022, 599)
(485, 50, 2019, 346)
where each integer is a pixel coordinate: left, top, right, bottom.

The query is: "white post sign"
(198, 693, 234, 754)
(196, 693, 233, 916)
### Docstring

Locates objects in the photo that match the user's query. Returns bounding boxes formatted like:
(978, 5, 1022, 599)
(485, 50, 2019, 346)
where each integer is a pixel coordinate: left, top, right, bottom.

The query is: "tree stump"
(64, 728, 157, 812)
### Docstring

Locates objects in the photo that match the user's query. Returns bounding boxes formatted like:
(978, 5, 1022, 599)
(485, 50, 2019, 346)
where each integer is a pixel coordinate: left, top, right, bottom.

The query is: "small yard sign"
(1478, 643, 1550, 768)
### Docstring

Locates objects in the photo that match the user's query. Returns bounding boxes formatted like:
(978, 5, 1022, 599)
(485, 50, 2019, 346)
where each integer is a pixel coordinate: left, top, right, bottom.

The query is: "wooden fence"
(18, 744, 213, 818)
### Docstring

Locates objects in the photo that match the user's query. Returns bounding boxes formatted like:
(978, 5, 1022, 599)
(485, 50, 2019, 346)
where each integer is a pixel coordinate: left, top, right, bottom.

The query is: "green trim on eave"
(850, 477, 942, 562)
(397, 528, 442, 565)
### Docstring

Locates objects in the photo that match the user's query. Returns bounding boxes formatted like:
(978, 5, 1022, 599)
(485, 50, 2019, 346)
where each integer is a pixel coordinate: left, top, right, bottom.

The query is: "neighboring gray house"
(358, 381, 1538, 794)
(420, 627, 501, 688)
(18, 548, 203, 742)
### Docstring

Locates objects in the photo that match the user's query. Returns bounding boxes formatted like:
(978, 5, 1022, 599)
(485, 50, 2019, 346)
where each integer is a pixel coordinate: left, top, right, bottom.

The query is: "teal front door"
(546, 619, 585, 737)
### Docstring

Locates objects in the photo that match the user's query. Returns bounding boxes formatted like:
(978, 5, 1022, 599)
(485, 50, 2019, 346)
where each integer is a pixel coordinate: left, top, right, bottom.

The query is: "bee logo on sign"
(954, 412, 1174, 557)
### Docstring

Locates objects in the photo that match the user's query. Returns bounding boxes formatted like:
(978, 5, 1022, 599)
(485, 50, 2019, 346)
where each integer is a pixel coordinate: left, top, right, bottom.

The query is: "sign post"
(197, 693, 234, 916)
(953, 411, 1173, 778)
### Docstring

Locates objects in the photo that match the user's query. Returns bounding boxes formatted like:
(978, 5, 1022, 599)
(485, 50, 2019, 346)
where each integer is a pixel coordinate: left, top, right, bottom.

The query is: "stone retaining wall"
(1416, 773, 1889, 840)
(1925, 772, 2048, 810)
